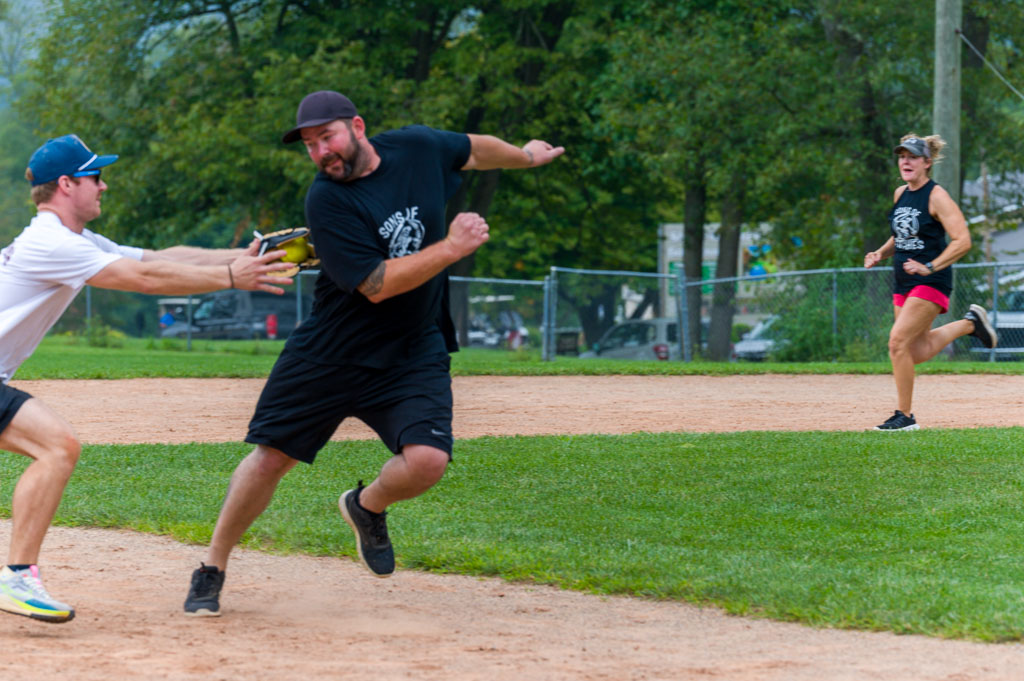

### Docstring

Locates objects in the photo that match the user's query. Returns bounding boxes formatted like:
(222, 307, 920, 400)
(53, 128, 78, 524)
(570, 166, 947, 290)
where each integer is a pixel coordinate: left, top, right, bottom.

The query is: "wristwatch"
(925, 261, 934, 272)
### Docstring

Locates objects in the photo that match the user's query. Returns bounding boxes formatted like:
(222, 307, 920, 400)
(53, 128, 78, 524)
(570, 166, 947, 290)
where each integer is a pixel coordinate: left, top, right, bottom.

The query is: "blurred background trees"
(3, 0, 1023, 286)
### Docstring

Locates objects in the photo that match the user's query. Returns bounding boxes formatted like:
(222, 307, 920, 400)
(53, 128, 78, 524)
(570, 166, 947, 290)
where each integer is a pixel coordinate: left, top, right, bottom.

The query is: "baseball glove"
(258, 227, 320, 277)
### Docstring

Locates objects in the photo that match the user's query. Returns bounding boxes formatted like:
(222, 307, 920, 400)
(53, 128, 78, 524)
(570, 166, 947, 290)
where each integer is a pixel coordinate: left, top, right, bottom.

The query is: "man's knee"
(34, 429, 81, 477)
(401, 445, 449, 483)
(2, 401, 81, 471)
(250, 444, 298, 477)
(54, 431, 81, 470)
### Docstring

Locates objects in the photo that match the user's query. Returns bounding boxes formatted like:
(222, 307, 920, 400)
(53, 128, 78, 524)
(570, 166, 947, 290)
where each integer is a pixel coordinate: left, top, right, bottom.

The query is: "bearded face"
(303, 119, 371, 183)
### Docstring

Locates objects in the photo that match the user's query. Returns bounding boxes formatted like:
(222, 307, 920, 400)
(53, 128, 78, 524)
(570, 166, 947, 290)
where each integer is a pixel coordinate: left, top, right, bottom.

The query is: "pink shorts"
(893, 285, 949, 314)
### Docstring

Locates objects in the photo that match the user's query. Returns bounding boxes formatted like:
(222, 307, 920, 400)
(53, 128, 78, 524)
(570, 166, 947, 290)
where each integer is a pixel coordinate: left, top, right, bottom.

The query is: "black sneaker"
(184, 563, 225, 617)
(339, 482, 394, 578)
(874, 410, 919, 432)
(964, 304, 997, 349)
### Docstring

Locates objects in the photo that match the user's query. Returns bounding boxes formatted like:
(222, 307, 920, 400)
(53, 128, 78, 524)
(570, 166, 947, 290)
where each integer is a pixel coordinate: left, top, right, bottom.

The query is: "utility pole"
(933, 0, 962, 204)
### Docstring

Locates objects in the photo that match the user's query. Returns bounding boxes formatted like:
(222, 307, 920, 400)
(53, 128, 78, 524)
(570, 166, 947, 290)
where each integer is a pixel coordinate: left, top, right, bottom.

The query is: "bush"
(761, 273, 892, 362)
(85, 321, 126, 348)
(732, 323, 752, 344)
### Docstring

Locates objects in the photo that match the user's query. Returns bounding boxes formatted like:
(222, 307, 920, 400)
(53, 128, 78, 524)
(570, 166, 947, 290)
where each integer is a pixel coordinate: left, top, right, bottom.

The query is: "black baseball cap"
(894, 137, 930, 159)
(281, 91, 358, 144)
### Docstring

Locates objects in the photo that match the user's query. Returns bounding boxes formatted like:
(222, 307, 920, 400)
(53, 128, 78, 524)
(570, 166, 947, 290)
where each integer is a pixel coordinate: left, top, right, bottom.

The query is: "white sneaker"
(0, 565, 75, 623)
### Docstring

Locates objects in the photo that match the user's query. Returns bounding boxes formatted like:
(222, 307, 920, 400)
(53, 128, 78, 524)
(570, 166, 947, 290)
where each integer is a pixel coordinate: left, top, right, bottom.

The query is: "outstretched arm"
(462, 134, 565, 171)
(142, 238, 261, 266)
(87, 246, 292, 295)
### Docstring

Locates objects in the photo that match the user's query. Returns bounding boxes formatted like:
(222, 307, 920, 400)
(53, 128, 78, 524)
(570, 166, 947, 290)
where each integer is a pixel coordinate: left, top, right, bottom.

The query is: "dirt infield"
(4, 374, 1024, 680)
(17, 374, 1024, 443)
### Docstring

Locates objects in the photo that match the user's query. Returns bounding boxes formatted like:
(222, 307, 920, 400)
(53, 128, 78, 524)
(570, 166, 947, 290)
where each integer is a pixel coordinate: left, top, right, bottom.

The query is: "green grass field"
(17, 336, 1024, 378)
(8, 336, 1024, 641)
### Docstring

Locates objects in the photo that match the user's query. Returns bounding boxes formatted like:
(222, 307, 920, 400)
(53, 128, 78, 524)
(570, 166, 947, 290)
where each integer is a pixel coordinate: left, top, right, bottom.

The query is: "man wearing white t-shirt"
(0, 134, 292, 624)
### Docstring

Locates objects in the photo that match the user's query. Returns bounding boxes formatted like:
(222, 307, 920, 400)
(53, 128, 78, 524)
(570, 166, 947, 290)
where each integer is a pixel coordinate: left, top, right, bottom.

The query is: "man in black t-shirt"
(184, 90, 565, 617)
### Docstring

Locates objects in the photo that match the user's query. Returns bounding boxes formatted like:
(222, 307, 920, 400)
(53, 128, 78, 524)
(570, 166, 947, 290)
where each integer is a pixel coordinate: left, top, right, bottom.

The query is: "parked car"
(466, 310, 531, 349)
(580, 317, 680, 361)
(496, 309, 530, 348)
(161, 290, 312, 340)
(467, 313, 502, 348)
(732, 316, 780, 361)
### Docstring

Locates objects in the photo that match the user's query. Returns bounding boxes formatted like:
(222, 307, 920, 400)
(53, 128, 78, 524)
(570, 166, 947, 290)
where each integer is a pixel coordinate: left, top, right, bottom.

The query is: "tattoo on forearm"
(359, 261, 386, 296)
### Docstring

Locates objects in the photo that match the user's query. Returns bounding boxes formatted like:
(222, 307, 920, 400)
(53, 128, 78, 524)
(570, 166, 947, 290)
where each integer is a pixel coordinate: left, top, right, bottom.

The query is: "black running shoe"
(184, 563, 225, 617)
(874, 410, 919, 431)
(339, 482, 394, 578)
(964, 304, 997, 349)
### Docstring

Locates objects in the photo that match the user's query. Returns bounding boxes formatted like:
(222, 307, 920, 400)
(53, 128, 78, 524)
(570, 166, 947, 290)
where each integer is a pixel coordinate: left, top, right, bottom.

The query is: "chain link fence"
(59, 272, 548, 351)
(63, 262, 1024, 362)
(541, 261, 1024, 362)
(56, 275, 318, 348)
(448, 276, 546, 350)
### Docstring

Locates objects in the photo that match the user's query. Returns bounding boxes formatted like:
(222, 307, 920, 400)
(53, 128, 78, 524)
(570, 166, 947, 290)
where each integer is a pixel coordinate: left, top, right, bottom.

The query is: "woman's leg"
(907, 316, 975, 364)
(888, 298, 943, 414)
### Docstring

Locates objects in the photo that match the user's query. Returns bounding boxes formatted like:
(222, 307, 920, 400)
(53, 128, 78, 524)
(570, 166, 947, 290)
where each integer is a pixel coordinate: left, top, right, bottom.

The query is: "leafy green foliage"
(2, 1, 1021, 284)
(0, 0, 44, 244)
(11, 2, 669, 275)
(82, 320, 126, 348)
(766, 274, 892, 362)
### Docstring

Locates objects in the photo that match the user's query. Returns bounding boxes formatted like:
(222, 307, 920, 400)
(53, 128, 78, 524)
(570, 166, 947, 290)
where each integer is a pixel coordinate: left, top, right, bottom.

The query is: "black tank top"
(886, 179, 952, 295)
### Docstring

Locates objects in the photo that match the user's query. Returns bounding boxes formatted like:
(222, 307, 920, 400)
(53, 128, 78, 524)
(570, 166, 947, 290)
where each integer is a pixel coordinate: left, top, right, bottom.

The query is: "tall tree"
(0, 0, 45, 245)
(15, 0, 1024, 357)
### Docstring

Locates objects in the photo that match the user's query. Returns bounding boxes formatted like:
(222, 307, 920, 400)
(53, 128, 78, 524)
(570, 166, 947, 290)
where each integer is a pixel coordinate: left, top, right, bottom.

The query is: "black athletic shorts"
(0, 383, 32, 437)
(246, 349, 454, 464)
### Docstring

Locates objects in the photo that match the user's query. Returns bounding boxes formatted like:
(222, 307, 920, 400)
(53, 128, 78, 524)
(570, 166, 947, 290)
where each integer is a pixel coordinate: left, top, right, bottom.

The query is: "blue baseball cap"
(27, 134, 119, 186)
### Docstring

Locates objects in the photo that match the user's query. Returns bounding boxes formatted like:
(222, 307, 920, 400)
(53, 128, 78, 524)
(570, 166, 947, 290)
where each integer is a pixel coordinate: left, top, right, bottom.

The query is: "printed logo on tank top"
(378, 207, 425, 258)
(891, 206, 925, 251)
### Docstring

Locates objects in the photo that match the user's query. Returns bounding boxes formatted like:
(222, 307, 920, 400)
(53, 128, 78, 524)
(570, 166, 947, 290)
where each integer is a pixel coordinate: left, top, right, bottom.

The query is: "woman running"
(864, 133, 996, 431)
